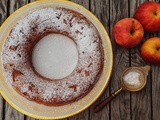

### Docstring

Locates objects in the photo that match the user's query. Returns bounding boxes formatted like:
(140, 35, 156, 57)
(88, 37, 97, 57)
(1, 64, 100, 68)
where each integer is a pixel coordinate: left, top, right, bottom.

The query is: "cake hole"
(32, 34, 78, 80)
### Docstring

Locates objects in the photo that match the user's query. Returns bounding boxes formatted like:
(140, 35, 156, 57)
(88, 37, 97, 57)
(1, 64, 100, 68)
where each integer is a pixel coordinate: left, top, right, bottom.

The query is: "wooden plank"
(0, 0, 8, 120)
(4, 103, 24, 120)
(149, 1, 160, 120)
(89, 0, 110, 120)
(25, 116, 35, 120)
(7, 0, 29, 15)
(152, 65, 160, 120)
(0, 0, 7, 24)
(129, 0, 159, 120)
(4, 1, 27, 120)
(29, 0, 34, 2)
(70, 0, 89, 9)
(0, 96, 3, 120)
(109, 0, 131, 120)
(0, 97, 3, 120)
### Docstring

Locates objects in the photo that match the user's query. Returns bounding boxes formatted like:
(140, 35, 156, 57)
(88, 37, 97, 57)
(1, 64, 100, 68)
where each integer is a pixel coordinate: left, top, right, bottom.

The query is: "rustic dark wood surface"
(0, 0, 160, 120)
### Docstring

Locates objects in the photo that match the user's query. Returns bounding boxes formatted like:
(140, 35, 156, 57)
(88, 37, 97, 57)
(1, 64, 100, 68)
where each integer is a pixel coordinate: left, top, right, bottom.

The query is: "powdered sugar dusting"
(2, 7, 104, 105)
(124, 71, 141, 86)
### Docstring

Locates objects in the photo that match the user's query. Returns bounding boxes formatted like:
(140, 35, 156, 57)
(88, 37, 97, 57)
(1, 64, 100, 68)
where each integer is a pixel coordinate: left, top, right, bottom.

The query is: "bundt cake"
(2, 7, 104, 106)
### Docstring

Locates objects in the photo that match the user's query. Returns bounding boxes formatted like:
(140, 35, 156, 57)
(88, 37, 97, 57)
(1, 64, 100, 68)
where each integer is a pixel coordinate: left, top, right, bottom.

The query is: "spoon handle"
(94, 88, 123, 113)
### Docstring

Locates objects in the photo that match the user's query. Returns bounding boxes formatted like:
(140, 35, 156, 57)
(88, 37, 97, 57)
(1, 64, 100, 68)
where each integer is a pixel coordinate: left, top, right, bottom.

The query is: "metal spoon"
(94, 65, 150, 113)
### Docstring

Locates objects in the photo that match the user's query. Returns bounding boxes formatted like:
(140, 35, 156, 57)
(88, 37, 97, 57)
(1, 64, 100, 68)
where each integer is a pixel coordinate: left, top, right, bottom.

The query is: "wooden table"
(0, 0, 160, 120)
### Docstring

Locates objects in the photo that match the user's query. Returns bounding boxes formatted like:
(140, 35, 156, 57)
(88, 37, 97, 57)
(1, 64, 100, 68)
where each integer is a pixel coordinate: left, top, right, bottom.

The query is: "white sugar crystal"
(124, 71, 141, 86)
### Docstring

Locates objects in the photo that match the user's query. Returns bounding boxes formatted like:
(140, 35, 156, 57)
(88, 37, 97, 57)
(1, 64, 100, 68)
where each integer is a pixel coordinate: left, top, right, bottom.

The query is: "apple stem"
(130, 20, 135, 35)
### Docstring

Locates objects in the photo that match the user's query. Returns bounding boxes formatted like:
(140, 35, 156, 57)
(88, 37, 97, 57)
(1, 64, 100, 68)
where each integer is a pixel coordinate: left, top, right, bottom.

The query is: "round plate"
(0, 0, 113, 119)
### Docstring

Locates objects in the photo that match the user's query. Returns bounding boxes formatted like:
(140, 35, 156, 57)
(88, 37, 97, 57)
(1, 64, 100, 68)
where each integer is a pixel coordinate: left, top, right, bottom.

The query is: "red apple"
(134, 2, 160, 33)
(141, 37, 160, 64)
(113, 18, 144, 48)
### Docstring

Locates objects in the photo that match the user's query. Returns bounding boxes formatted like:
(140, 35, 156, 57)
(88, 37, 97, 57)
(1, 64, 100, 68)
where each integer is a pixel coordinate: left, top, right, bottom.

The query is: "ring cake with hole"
(2, 7, 104, 106)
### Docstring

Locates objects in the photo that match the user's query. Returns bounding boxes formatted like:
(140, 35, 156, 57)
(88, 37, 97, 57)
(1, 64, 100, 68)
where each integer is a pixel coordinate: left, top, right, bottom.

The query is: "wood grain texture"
(4, 103, 24, 120)
(7, 0, 29, 15)
(0, 97, 3, 120)
(25, 116, 35, 120)
(129, 1, 152, 120)
(4, 1, 28, 120)
(0, 0, 7, 24)
(0, 0, 7, 120)
(109, 0, 130, 120)
(130, 0, 160, 120)
(0, 96, 4, 120)
(152, 65, 160, 120)
(148, 1, 160, 120)
(71, 0, 89, 9)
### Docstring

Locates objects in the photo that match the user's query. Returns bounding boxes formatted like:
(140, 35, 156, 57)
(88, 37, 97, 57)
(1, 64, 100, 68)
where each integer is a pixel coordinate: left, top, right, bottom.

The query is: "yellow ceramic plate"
(0, 0, 113, 119)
